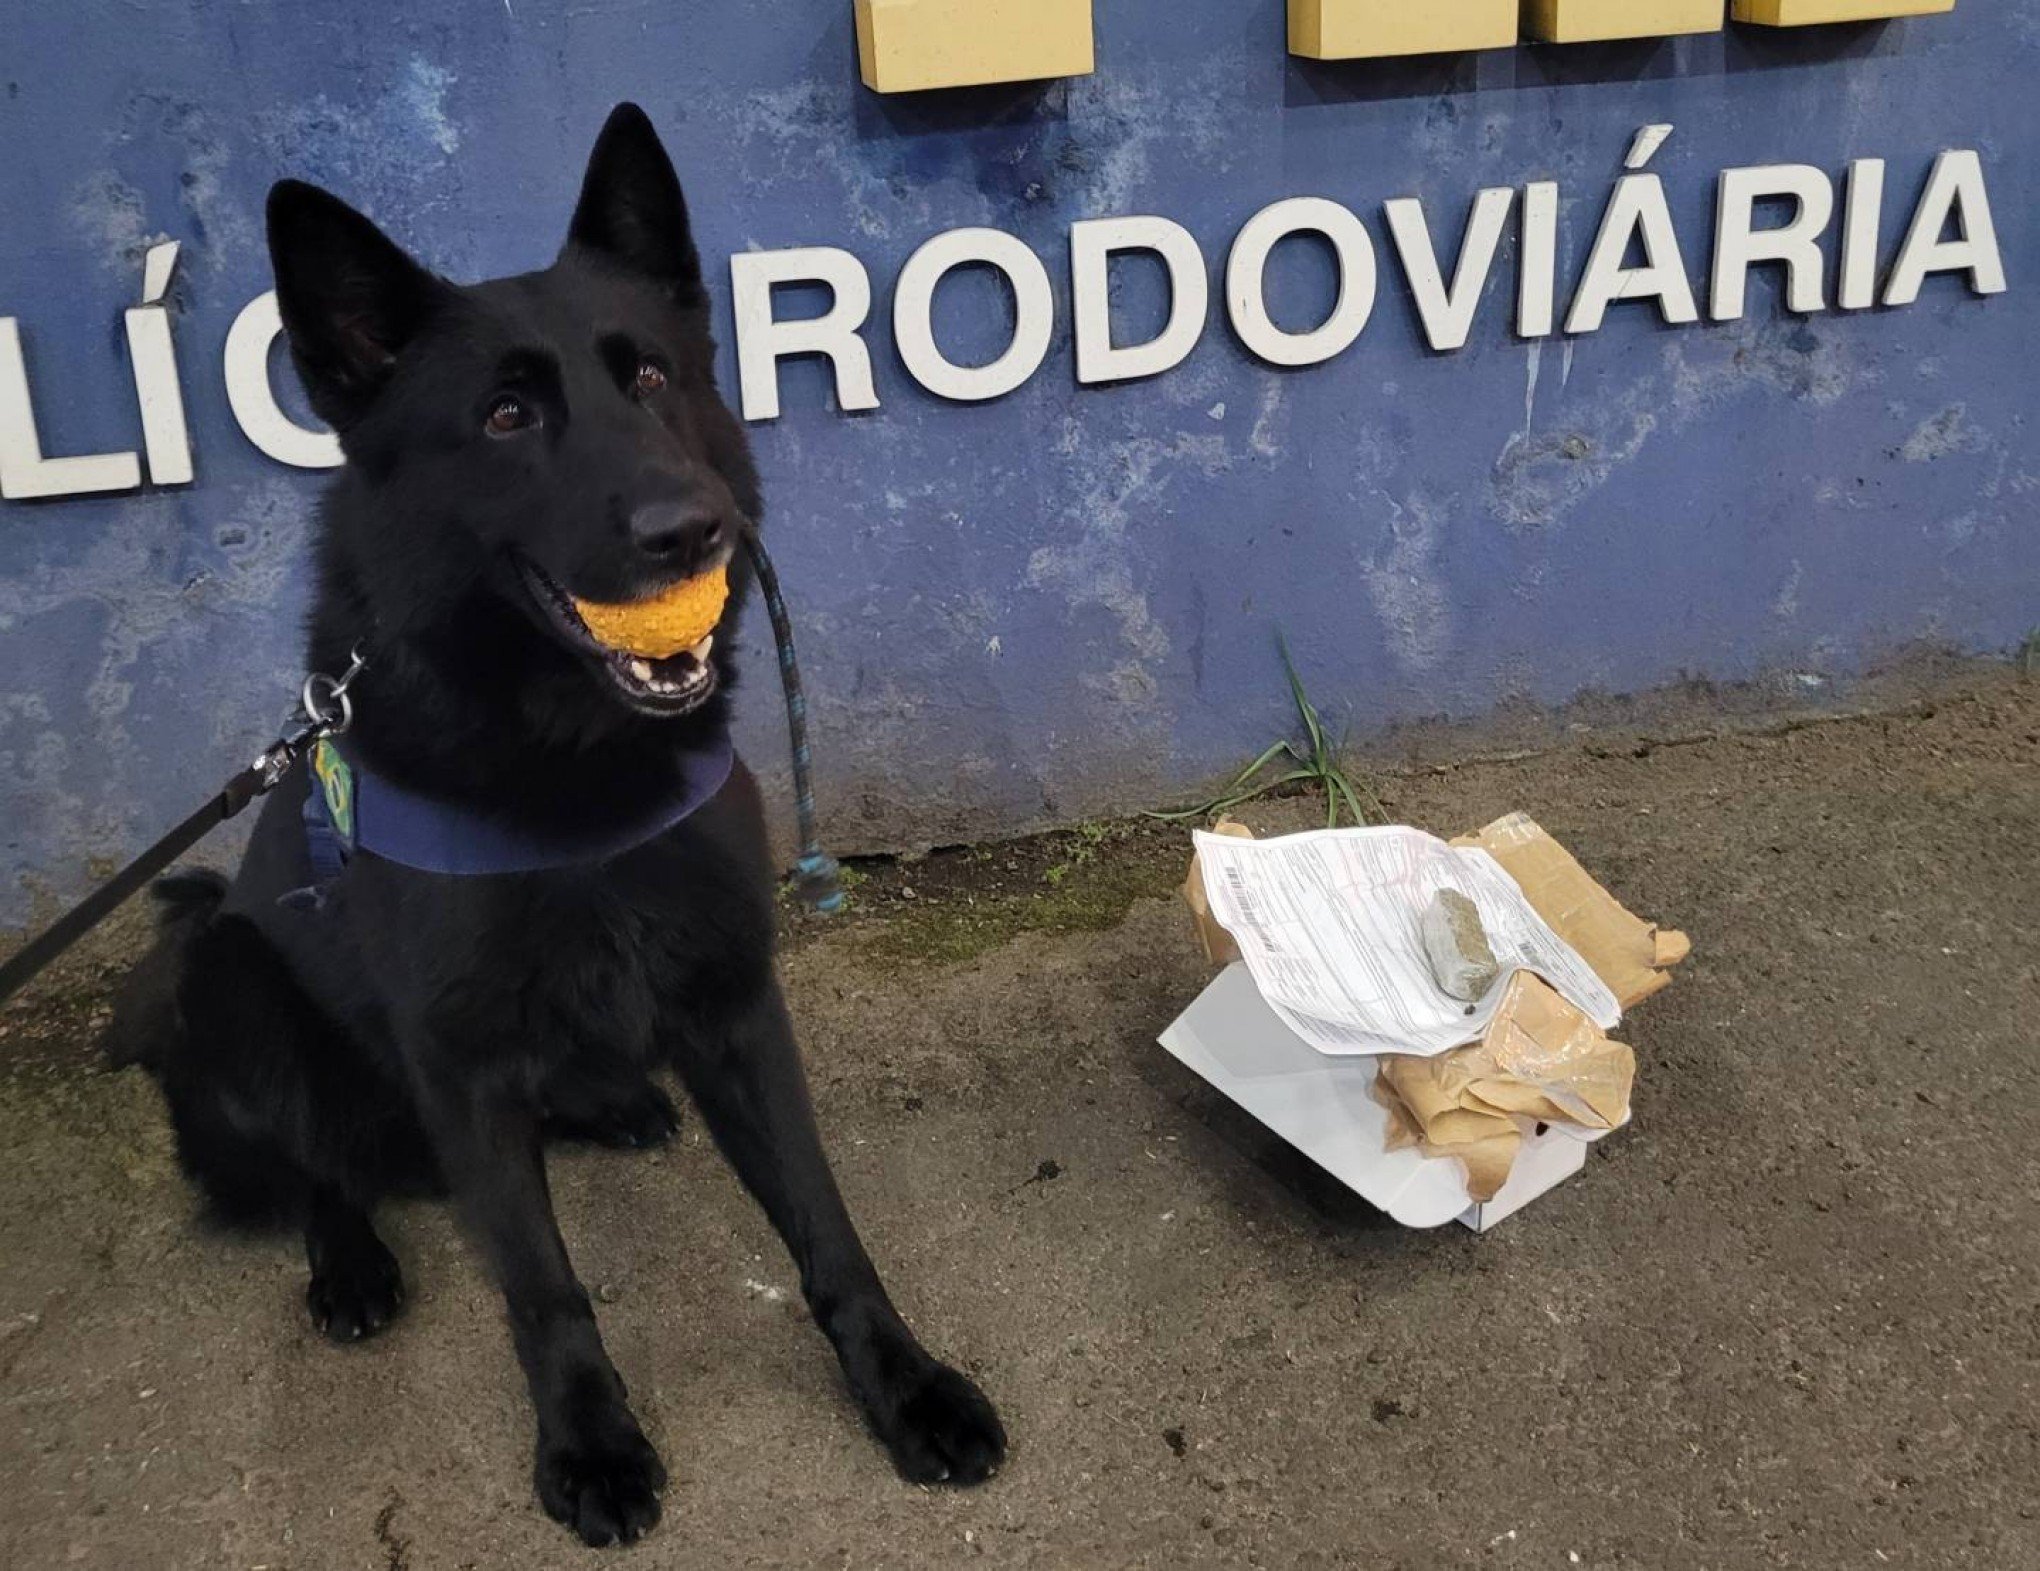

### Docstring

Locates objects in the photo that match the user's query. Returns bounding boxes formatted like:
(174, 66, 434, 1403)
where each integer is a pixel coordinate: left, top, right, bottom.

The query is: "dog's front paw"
(864, 1357, 1007, 1486)
(535, 1414, 667, 1547)
(305, 1233, 404, 1343)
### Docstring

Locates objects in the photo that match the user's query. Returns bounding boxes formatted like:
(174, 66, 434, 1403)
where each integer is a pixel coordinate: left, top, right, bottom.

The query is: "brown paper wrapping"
(1450, 812, 1689, 1011)
(1373, 973, 1636, 1202)
(1181, 819, 1255, 968)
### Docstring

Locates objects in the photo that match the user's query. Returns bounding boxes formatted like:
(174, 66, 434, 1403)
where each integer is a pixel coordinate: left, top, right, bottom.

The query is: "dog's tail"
(101, 871, 228, 1070)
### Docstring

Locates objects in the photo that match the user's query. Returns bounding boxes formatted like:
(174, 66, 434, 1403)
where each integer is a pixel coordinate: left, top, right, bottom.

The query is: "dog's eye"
(485, 395, 534, 436)
(635, 361, 668, 398)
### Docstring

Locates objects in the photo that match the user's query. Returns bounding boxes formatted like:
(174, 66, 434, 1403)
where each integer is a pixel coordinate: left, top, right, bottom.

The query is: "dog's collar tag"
(311, 738, 357, 847)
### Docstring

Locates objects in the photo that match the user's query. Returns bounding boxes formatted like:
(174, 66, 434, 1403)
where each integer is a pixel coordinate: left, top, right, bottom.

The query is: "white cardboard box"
(1160, 962, 1617, 1232)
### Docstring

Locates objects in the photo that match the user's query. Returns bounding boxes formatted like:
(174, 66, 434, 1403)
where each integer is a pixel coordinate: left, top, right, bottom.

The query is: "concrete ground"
(2, 671, 2036, 1570)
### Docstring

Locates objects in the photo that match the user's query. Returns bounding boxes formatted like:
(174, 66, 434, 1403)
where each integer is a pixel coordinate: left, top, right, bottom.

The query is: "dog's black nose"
(629, 502, 725, 562)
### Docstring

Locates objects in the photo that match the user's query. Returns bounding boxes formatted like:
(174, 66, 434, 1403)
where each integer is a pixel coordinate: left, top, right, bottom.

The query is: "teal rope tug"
(740, 520, 844, 915)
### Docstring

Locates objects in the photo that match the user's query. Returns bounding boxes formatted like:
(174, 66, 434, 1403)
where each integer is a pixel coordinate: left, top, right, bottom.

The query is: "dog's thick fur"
(105, 104, 1004, 1546)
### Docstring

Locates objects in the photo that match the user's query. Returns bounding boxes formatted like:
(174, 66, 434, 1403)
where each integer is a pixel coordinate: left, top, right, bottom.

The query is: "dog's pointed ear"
(564, 103, 703, 304)
(266, 180, 448, 430)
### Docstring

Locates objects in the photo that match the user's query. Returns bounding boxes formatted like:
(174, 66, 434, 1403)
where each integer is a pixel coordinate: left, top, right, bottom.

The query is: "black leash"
(0, 652, 366, 1006)
(0, 531, 844, 1007)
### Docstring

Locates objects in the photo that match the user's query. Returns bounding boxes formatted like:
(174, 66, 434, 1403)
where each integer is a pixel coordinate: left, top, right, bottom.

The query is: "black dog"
(104, 103, 1003, 1547)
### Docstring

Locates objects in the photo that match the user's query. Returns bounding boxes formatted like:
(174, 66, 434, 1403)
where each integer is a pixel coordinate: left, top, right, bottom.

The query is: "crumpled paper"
(1373, 971, 1636, 1202)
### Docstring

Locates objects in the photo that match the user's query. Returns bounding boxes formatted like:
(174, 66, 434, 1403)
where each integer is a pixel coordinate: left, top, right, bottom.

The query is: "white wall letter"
(1227, 197, 1377, 368)
(1566, 173, 1700, 335)
(1837, 158, 1886, 313)
(730, 247, 882, 423)
(0, 318, 142, 500)
(1884, 149, 2007, 307)
(1518, 181, 1560, 340)
(1710, 164, 1835, 321)
(894, 228, 1054, 403)
(1384, 187, 1514, 353)
(224, 292, 344, 469)
(1072, 216, 1209, 386)
(125, 240, 194, 486)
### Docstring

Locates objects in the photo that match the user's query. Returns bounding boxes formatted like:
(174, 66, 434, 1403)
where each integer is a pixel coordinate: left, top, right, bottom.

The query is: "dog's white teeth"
(629, 658, 655, 682)
(687, 634, 714, 663)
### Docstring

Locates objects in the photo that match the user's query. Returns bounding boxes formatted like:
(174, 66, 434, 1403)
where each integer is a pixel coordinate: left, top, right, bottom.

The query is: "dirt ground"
(2, 668, 2036, 1570)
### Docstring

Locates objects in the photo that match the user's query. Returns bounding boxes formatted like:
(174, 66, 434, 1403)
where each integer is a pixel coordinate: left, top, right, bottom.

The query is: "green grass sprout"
(1150, 637, 1386, 829)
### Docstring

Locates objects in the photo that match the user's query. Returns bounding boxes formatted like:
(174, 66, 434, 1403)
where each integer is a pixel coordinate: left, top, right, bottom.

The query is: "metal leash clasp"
(300, 646, 368, 738)
(249, 647, 369, 795)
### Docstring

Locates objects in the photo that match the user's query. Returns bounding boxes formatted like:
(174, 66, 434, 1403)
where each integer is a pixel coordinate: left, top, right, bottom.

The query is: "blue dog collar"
(297, 727, 733, 883)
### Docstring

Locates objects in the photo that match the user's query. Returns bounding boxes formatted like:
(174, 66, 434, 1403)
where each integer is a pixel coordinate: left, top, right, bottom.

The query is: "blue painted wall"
(1, 1, 2033, 924)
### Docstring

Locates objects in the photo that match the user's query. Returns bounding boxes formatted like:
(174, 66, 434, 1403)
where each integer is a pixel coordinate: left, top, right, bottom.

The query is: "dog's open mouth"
(516, 557, 721, 716)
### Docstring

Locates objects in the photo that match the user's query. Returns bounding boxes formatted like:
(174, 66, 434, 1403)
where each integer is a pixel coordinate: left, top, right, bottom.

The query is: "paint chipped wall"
(1, 2, 2034, 924)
